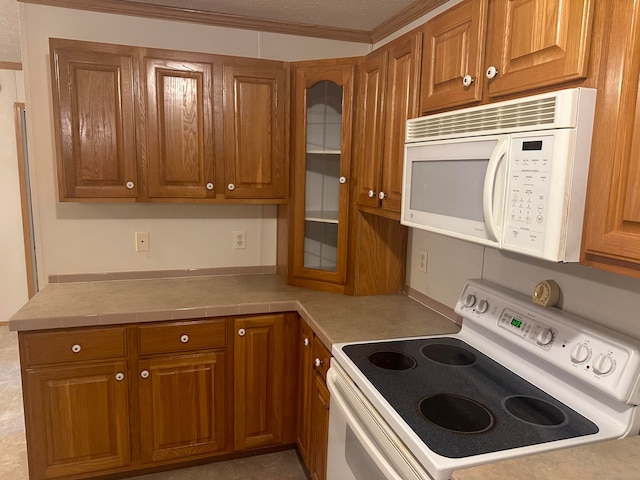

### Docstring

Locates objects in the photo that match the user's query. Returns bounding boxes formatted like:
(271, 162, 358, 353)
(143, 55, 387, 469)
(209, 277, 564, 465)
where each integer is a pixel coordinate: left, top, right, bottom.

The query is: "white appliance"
(327, 279, 640, 480)
(401, 88, 596, 262)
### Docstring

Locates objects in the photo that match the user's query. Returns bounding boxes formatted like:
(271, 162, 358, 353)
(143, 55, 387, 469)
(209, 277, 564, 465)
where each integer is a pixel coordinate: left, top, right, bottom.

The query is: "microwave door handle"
(483, 138, 508, 242)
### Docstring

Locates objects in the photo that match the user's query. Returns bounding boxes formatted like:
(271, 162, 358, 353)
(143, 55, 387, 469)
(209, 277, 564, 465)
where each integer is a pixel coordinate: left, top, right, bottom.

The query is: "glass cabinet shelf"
(305, 211, 339, 224)
(306, 149, 341, 155)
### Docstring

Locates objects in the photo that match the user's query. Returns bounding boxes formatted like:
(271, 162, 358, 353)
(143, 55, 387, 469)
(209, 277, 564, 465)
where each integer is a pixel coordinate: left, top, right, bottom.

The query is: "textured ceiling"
(128, 0, 418, 31)
(0, 0, 423, 63)
(0, 0, 20, 63)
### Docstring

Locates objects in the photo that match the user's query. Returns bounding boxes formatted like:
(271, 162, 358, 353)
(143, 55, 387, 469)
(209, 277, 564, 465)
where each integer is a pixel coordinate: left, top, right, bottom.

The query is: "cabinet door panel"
(223, 62, 287, 199)
(582, 0, 640, 276)
(145, 55, 215, 198)
(309, 373, 330, 480)
(356, 52, 387, 208)
(51, 40, 138, 199)
(381, 33, 422, 213)
(138, 351, 227, 462)
(486, 0, 593, 97)
(233, 315, 284, 450)
(420, 0, 487, 113)
(25, 362, 130, 479)
(296, 321, 314, 467)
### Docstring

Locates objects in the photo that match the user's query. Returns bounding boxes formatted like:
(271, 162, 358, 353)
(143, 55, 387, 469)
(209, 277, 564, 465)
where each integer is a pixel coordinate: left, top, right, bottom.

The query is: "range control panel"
(455, 280, 640, 403)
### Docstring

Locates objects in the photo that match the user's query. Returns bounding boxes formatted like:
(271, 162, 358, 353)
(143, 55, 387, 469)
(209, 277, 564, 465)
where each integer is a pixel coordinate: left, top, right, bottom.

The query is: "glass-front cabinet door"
(292, 61, 355, 286)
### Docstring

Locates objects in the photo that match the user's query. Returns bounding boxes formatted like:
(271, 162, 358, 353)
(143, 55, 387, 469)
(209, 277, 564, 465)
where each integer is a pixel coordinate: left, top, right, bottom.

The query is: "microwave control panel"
(504, 135, 554, 253)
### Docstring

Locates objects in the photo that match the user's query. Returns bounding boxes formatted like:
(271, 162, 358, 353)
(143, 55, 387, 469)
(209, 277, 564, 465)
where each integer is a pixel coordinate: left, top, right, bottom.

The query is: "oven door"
(326, 364, 432, 480)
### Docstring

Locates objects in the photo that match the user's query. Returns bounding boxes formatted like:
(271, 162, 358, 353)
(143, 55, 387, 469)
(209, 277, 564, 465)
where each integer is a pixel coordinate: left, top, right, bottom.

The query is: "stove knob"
(536, 328, 554, 346)
(592, 354, 614, 375)
(476, 299, 489, 314)
(570, 343, 591, 364)
(463, 293, 477, 308)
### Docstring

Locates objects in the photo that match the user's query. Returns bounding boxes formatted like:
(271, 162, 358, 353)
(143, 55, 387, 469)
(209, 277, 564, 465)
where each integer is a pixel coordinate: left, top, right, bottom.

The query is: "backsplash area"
(407, 228, 640, 341)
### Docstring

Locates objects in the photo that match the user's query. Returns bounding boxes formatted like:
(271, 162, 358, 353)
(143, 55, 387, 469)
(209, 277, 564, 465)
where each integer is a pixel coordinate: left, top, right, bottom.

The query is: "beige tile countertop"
(452, 436, 640, 480)
(8, 273, 461, 348)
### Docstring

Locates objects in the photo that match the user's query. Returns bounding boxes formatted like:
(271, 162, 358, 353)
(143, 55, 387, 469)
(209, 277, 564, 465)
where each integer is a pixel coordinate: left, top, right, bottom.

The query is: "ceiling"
(0, 0, 448, 64)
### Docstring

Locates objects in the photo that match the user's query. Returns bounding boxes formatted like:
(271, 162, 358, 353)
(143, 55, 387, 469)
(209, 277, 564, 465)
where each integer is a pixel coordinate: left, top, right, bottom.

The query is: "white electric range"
(326, 279, 640, 480)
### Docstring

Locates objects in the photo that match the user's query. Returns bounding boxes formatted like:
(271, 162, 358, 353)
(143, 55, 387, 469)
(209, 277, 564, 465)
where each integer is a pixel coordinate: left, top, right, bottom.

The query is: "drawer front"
(138, 319, 227, 355)
(312, 336, 331, 382)
(22, 327, 127, 365)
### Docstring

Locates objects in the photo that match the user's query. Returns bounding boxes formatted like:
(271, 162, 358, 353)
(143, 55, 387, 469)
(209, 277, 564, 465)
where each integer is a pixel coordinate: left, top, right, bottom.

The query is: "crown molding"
(18, 0, 447, 44)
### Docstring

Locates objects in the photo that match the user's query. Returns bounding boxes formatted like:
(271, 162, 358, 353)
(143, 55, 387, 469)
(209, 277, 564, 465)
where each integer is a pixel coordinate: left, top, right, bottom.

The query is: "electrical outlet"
(135, 232, 149, 252)
(233, 230, 246, 250)
(418, 249, 428, 273)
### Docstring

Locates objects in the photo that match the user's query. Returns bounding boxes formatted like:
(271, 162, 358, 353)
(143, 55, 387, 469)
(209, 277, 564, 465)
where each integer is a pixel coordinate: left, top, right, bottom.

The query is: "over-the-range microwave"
(401, 87, 596, 262)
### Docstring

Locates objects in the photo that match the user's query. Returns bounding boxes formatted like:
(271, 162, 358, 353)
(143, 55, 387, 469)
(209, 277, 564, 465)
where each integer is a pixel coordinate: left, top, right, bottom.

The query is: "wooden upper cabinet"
(485, 0, 594, 97)
(233, 314, 285, 450)
(50, 39, 138, 200)
(144, 52, 216, 199)
(582, 0, 640, 278)
(420, 0, 487, 113)
(357, 30, 422, 215)
(222, 61, 288, 200)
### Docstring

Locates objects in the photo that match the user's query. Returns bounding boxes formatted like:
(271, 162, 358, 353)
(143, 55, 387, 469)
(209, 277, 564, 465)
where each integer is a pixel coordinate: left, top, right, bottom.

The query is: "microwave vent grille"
(407, 96, 558, 141)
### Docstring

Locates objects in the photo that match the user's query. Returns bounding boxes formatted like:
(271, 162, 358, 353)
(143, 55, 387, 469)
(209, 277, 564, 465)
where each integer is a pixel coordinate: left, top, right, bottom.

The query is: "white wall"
(407, 229, 640, 341)
(0, 69, 28, 321)
(18, 3, 370, 289)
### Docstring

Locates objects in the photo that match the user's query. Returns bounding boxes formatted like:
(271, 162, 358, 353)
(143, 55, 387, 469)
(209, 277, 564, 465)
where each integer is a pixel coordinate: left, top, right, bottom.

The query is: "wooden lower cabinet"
(138, 351, 228, 462)
(23, 361, 131, 479)
(19, 314, 322, 480)
(233, 314, 286, 450)
(297, 323, 332, 480)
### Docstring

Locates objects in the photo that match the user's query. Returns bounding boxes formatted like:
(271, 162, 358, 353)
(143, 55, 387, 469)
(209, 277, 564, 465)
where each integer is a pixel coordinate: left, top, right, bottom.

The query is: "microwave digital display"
(522, 140, 543, 151)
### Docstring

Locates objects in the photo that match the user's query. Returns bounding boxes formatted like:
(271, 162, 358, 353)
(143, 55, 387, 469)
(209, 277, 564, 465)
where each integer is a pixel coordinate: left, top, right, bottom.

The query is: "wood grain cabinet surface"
(50, 38, 288, 203)
(18, 314, 304, 480)
(296, 320, 331, 480)
(582, 0, 640, 278)
(357, 29, 422, 216)
(50, 40, 139, 199)
(222, 61, 289, 200)
(420, 0, 594, 113)
(20, 326, 131, 480)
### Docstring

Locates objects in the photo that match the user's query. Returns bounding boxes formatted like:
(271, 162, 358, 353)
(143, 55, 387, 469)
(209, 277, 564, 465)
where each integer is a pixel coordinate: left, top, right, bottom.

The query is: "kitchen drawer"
(138, 319, 227, 355)
(22, 326, 127, 366)
(312, 336, 331, 382)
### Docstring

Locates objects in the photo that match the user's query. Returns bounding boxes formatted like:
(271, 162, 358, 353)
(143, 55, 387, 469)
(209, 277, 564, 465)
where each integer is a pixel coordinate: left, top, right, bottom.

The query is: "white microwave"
(401, 87, 597, 262)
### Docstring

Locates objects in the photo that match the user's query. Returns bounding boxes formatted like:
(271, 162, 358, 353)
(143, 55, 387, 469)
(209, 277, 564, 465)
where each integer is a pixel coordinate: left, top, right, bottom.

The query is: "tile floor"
(0, 326, 308, 480)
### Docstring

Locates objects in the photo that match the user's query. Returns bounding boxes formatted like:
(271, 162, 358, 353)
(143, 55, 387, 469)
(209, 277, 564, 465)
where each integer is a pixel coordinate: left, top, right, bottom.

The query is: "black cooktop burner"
(342, 337, 598, 458)
(368, 351, 416, 370)
(422, 343, 477, 366)
(503, 396, 567, 427)
(419, 394, 493, 433)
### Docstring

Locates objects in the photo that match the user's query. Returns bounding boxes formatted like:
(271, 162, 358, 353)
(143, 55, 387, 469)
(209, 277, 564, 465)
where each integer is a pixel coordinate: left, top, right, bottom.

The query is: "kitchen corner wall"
(407, 229, 640, 341)
(18, 3, 370, 290)
(0, 68, 27, 322)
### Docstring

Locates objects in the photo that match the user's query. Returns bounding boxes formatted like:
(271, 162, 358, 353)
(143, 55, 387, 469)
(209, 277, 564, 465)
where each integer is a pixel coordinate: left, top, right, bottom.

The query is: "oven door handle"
(483, 137, 508, 242)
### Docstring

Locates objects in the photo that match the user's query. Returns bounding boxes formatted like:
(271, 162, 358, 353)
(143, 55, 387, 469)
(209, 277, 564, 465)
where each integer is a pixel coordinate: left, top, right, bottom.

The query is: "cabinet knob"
(206, 182, 214, 191)
(238, 328, 246, 337)
(339, 176, 347, 184)
(125, 181, 135, 189)
(115, 372, 124, 381)
(486, 65, 498, 79)
(462, 74, 474, 87)
(378, 191, 387, 200)
(227, 183, 235, 191)
(368, 189, 377, 198)
(71, 344, 81, 353)
(314, 358, 322, 368)
(180, 334, 189, 344)
(303, 337, 310, 347)
(140, 370, 150, 379)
